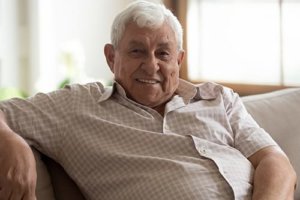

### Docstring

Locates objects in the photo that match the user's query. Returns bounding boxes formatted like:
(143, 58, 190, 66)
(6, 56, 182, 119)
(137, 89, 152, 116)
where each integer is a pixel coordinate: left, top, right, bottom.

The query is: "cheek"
(167, 65, 180, 81)
(114, 60, 142, 92)
(170, 71, 180, 88)
(162, 66, 180, 91)
(114, 59, 132, 80)
(161, 62, 179, 77)
(171, 70, 179, 79)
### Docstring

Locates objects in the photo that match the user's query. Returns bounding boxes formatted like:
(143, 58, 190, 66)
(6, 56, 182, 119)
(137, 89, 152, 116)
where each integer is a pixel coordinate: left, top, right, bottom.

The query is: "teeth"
(137, 79, 158, 84)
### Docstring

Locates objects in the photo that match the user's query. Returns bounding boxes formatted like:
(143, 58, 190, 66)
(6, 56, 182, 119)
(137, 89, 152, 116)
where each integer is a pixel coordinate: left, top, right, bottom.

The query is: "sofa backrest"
(242, 88, 300, 199)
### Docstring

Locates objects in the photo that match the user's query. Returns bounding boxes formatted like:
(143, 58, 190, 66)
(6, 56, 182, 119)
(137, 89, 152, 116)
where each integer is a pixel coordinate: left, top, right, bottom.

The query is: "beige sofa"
(33, 88, 300, 200)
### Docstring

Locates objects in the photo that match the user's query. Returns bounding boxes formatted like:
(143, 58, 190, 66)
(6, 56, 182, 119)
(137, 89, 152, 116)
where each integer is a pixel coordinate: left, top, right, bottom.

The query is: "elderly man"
(0, 1, 296, 199)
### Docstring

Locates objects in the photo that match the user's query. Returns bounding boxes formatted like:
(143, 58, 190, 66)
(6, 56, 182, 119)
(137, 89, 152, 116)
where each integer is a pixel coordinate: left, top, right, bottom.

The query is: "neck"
(152, 104, 165, 116)
(152, 93, 177, 116)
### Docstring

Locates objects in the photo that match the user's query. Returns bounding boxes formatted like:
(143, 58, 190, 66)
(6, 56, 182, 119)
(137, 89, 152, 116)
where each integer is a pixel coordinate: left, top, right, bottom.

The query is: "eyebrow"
(128, 40, 144, 47)
(128, 40, 172, 49)
(157, 42, 171, 49)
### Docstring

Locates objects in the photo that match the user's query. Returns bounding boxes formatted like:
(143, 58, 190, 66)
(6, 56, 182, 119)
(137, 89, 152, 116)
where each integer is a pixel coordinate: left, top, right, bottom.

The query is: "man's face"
(105, 22, 184, 108)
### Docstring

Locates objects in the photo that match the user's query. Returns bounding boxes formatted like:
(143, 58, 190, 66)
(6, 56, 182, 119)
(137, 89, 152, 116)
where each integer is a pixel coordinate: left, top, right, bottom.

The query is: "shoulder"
(64, 82, 109, 97)
(66, 82, 106, 93)
(195, 82, 235, 100)
(39, 82, 111, 104)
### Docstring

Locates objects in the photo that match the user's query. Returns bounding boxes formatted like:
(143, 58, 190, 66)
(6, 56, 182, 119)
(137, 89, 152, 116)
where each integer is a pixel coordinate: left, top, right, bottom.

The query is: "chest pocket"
(164, 99, 234, 146)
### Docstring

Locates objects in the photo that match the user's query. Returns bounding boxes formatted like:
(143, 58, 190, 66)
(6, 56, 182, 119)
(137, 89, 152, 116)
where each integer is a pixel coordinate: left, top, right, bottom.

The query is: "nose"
(141, 53, 160, 75)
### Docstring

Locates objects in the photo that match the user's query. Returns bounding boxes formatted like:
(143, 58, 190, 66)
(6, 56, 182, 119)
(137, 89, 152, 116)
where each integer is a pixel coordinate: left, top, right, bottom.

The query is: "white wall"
(0, 0, 19, 88)
(0, 0, 133, 95)
(33, 0, 133, 93)
(0, 0, 162, 95)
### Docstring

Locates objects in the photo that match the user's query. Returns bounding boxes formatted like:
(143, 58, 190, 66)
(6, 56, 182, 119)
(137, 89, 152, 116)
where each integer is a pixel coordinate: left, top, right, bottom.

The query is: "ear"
(177, 50, 185, 67)
(104, 44, 115, 73)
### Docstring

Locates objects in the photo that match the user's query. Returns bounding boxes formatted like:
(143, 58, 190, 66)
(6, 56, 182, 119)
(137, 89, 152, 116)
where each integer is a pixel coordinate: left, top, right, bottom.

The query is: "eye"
(160, 51, 169, 56)
(129, 49, 144, 57)
(131, 49, 140, 53)
(157, 50, 170, 60)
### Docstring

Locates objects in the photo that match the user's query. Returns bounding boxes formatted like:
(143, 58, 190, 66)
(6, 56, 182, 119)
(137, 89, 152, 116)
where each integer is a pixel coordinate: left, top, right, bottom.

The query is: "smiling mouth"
(136, 79, 160, 84)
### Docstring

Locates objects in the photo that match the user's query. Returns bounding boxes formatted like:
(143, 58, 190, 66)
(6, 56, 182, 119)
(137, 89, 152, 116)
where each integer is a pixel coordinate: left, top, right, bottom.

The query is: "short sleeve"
(222, 87, 278, 158)
(0, 86, 74, 159)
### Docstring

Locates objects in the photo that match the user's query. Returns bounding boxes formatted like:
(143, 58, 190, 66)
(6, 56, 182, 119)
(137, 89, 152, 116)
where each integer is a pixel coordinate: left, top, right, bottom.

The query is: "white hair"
(110, 0, 183, 50)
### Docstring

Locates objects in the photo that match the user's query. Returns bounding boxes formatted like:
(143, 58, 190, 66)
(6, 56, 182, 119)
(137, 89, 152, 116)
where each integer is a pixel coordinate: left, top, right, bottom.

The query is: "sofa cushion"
(33, 148, 86, 199)
(42, 156, 86, 200)
(32, 148, 55, 200)
(242, 88, 300, 199)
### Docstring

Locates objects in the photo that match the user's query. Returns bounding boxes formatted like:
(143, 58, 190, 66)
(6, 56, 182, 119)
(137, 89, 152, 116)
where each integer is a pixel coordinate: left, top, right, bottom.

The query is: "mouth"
(136, 78, 160, 84)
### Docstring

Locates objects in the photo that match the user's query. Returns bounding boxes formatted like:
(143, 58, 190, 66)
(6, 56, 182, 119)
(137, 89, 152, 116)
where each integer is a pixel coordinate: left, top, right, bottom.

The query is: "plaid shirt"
(0, 79, 277, 200)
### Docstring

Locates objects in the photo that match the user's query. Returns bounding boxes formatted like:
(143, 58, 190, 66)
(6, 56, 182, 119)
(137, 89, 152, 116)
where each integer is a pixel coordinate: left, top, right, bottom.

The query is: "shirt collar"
(97, 81, 128, 103)
(97, 84, 114, 103)
(176, 79, 218, 103)
(175, 79, 197, 104)
(97, 79, 219, 103)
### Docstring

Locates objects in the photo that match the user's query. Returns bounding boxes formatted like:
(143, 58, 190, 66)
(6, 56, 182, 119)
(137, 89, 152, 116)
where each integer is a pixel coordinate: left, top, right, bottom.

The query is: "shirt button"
(164, 124, 169, 130)
(200, 147, 207, 155)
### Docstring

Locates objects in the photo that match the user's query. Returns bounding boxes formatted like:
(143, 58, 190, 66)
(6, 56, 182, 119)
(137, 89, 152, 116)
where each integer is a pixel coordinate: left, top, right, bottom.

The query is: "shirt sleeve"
(222, 87, 278, 158)
(0, 85, 74, 159)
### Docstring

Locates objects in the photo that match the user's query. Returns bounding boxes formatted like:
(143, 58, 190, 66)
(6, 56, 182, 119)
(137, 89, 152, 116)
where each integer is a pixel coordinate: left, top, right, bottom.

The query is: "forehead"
(120, 22, 177, 48)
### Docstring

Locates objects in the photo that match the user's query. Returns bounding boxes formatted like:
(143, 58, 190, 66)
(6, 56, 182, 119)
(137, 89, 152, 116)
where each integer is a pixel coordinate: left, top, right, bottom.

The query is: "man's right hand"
(0, 112, 37, 200)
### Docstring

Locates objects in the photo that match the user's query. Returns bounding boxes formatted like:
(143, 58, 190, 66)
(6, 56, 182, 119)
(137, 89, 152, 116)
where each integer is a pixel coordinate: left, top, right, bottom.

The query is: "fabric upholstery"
(242, 88, 300, 199)
(32, 148, 55, 200)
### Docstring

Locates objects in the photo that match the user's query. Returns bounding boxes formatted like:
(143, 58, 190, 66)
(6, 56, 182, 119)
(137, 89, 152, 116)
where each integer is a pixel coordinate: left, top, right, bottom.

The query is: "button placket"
(162, 115, 171, 134)
(195, 144, 210, 157)
(163, 124, 170, 133)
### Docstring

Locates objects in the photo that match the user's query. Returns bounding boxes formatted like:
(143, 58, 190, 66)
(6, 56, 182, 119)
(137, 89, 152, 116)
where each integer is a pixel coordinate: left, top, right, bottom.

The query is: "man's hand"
(0, 112, 37, 200)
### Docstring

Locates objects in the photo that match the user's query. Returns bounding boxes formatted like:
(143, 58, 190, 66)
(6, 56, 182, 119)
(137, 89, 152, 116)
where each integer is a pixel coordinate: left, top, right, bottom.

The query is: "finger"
(9, 190, 23, 200)
(0, 182, 24, 200)
(22, 192, 36, 200)
(0, 187, 12, 200)
(22, 186, 36, 200)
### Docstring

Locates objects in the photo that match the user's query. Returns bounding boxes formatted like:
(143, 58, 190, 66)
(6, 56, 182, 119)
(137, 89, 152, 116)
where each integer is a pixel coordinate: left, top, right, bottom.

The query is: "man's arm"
(0, 110, 37, 200)
(248, 146, 297, 200)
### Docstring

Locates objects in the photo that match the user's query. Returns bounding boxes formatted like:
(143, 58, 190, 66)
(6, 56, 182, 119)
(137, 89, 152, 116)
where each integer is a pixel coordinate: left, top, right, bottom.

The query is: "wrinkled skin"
(0, 111, 37, 200)
(104, 22, 184, 114)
